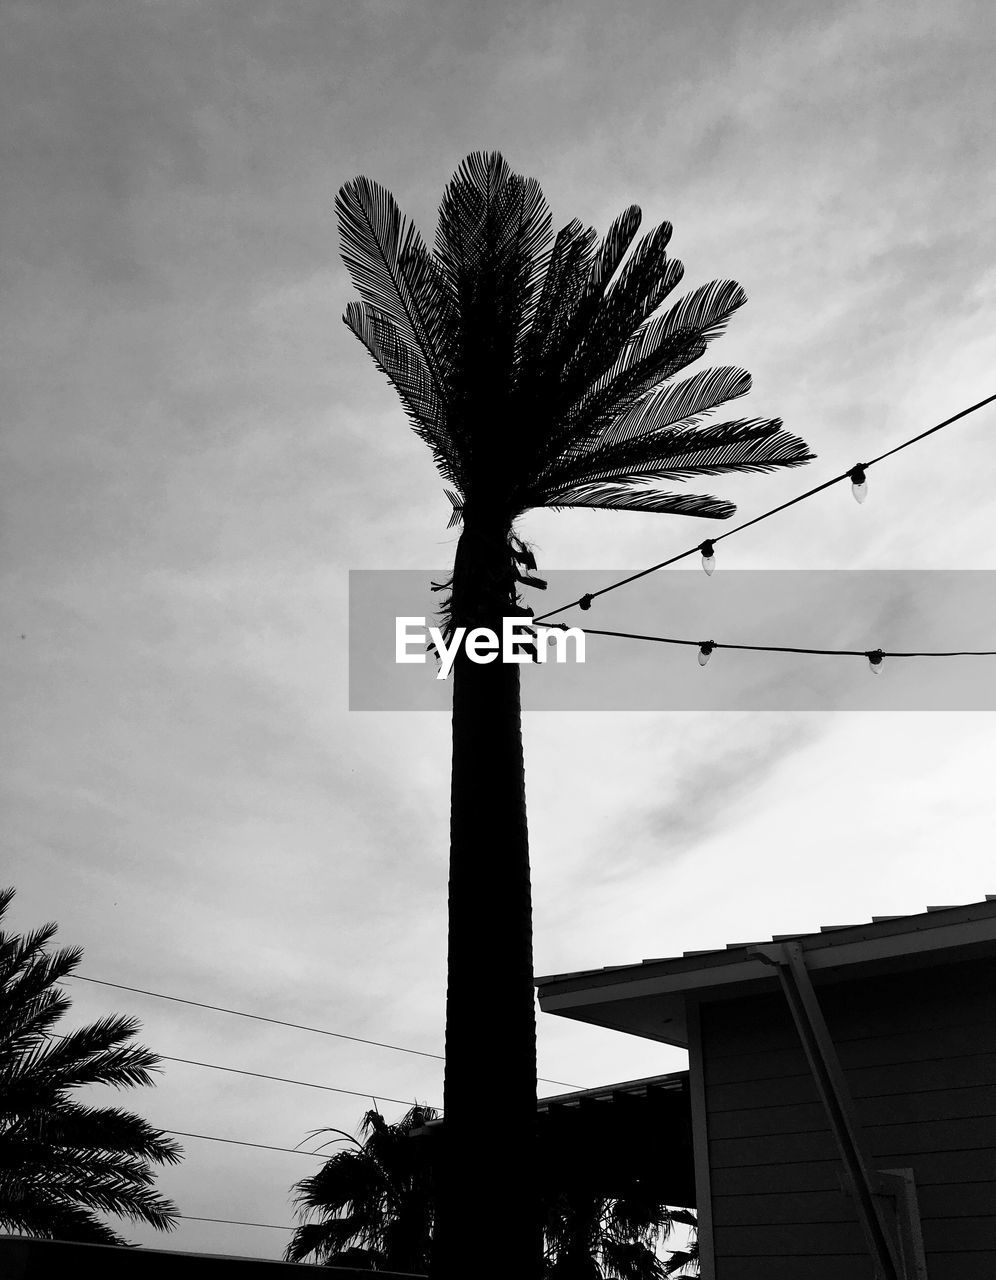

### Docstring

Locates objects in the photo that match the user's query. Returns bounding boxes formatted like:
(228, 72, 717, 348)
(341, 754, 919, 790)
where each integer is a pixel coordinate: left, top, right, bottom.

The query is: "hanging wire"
(176, 1213, 294, 1231)
(66, 974, 583, 1091)
(532, 391, 996, 624)
(162, 1129, 329, 1158)
(555, 624, 996, 661)
(44, 1031, 434, 1108)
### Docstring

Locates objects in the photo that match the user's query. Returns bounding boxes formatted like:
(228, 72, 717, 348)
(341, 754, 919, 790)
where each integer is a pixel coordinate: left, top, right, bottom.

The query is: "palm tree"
(282, 1105, 696, 1274)
(543, 1186, 692, 1279)
(0, 887, 182, 1245)
(287, 1105, 694, 1278)
(335, 150, 813, 1278)
(285, 1103, 437, 1271)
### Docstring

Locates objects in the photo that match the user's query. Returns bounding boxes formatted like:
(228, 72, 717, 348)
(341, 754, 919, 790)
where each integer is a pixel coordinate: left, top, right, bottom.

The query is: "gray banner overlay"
(349, 570, 996, 711)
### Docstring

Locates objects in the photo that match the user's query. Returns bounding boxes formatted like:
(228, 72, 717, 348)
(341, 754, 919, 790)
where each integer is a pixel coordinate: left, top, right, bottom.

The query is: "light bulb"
(700, 540, 716, 576)
(849, 465, 868, 504)
(698, 642, 715, 667)
(867, 649, 884, 675)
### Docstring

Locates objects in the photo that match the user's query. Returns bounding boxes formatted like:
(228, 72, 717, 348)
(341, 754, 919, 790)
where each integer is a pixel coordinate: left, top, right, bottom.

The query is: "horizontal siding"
(715, 1253, 875, 1280)
(707, 1051, 996, 1110)
(712, 1150, 996, 1197)
(709, 1084, 996, 1138)
(713, 1221, 868, 1255)
(922, 1215, 996, 1251)
(719, 1254, 996, 1280)
(917, 1181, 996, 1217)
(712, 1187, 853, 1225)
(712, 1181, 996, 1225)
(711, 1115, 996, 1169)
(711, 1156, 841, 1197)
(705, 1035, 996, 1086)
(702, 954, 996, 1274)
(916, 1257, 996, 1280)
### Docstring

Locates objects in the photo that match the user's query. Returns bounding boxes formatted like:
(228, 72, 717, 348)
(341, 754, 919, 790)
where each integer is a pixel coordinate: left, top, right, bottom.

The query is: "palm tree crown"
(337, 149, 813, 579)
(286, 1104, 438, 1271)
(0, 887, 182, 1246)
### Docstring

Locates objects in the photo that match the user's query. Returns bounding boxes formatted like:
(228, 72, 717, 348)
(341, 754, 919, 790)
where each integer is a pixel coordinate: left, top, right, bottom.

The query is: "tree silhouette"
(286, 1104, 437, 1271)
(335, 150, 813, 1277)
(0, 888, 182, 1245)
(543, 1187, 694, 1279)
(287, 1105, 697, 1277)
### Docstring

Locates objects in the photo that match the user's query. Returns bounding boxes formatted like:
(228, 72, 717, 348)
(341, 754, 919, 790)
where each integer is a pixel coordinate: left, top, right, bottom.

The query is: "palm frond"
(546, 483, 736, 519)
(519, 219, 598, 370)
(444, 488, 464, 528)
(601, 1237, 667, 1280)
(536, 206, 642, 381)
(554, 279, 747, 458)
(540, 419, 814, 494)
(335, 175, 454, 404)
(344, 301, 461, 487)
(558, 221, 681, 410)
(434, 153, 553, 377)
(8, 1016, 161, 1094)
(595, 365, 752, 448)
(26, 1104, 184, 1165)
(0, 1188, 131, 1246)
(590, 206, 643, 291)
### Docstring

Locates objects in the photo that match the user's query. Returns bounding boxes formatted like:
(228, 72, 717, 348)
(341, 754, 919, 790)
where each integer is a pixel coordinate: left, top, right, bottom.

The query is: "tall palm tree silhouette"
(335, 151, 813, 1277)
(0, 888, 181, 1245)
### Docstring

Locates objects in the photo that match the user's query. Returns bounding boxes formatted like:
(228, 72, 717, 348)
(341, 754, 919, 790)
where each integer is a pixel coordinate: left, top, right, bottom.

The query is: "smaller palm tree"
(286, 1103, 438, 1270)
(0, 887, 182, 1245)
(543, 1183, 693, 1280)
(289, 1104, 697, 1277)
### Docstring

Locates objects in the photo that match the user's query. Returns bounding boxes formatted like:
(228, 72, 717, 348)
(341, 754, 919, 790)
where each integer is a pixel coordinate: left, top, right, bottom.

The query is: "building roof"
(536, 894, 996, 1049)
(409, 1071, 696, 1205)
(535, 1069, 687, 1113)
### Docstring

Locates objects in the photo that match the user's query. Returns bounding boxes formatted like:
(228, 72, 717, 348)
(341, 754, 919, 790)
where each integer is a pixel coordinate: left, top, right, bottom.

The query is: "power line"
(177, 1214, 293, 1232)
(68, 975, 444, 1061)
(153, 1049, 438, 1110)
(45, 1030, 434, 1108)
(68, 973, 584, 1091)
(532, 391, 996, 624)
(162, 1129, 330, 1159)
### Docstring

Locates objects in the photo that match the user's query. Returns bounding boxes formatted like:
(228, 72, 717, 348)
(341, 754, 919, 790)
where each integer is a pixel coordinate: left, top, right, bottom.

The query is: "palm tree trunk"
(431, 523, 542, 1280)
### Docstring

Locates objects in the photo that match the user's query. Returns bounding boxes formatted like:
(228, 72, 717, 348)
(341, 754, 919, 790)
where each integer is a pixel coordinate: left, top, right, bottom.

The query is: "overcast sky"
(3, 0, 996, 1261)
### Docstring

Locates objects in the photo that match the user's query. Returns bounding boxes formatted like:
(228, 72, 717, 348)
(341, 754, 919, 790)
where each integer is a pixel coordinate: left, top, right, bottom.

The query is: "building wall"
(698, 955, 996, 1280)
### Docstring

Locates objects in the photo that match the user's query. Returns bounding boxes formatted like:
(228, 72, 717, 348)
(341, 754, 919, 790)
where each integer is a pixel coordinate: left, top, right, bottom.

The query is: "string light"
(564, 625, 996, 666)
(849, 464, 868, 504)
(700, 540, 716, 576)
(531, 392, 996, 626)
